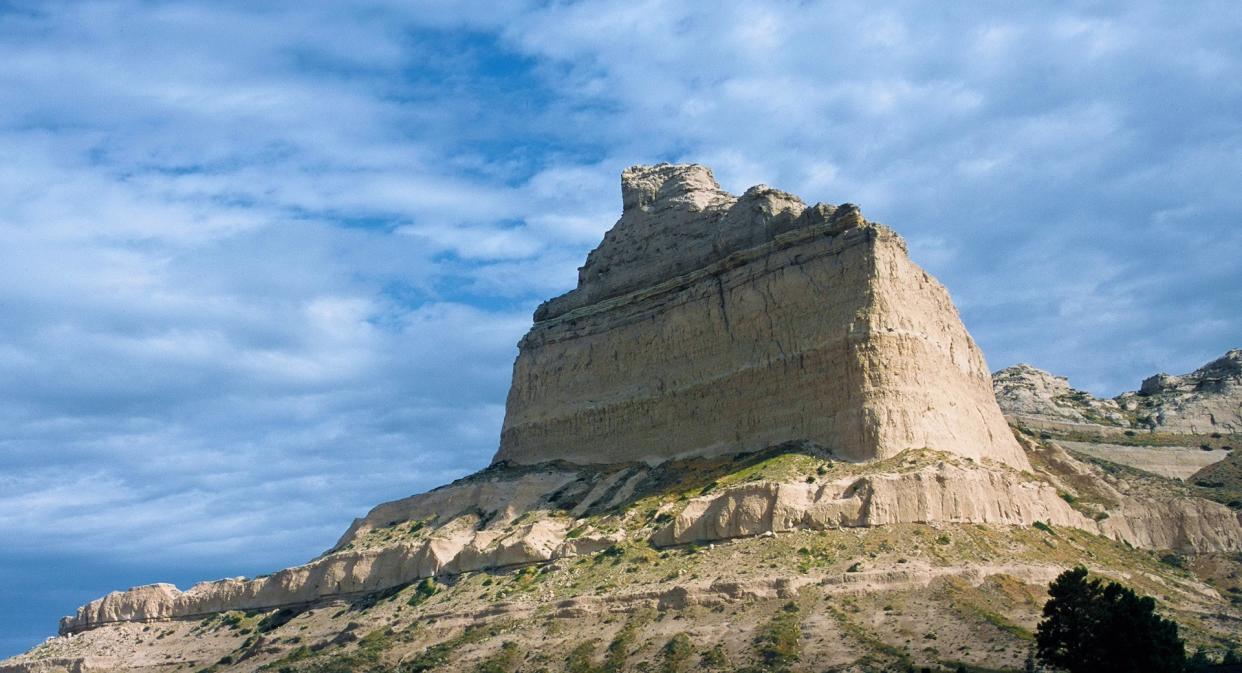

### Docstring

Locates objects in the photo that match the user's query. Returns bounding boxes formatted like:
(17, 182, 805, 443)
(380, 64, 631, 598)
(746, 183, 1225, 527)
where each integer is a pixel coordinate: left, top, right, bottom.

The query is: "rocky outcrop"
(39, 165, 1242, 642)
(499, 163, 1027, 469)
(57, 444, 1242, 634)
(651, 460, 1092, 546)
(992, 354, 1241, 480)
(1100, 497, 1242, 551)
(1131, 349, 1242, 434)
(994, 350, 1242, 435)
(992, 364, 1129, 428)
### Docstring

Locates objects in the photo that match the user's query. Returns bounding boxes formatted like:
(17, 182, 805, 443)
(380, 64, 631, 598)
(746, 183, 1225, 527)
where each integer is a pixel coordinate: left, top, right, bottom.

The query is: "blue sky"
(1, 0, 1240, 656)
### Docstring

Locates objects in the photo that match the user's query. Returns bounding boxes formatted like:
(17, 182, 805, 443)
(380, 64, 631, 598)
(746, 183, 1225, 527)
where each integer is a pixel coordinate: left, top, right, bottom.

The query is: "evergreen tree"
(1035, 567, 1184, 673)
(1187, 647, 1211, 672)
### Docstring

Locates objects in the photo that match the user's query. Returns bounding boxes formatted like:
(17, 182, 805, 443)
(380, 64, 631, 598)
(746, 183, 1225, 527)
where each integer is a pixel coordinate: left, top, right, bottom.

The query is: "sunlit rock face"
(496, 163, 1028, 470)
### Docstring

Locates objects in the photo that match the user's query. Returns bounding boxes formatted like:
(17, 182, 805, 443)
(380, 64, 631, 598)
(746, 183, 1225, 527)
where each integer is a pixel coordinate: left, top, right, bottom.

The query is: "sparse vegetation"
(24, 433, 1242, 673)
(701, 643, 729, 669)
(407, 578, 439, 607)
(403, 626, 491, 673)
(754, 601, 802, 671)
(660, 633, 695, 673)
(566, 640, 599, 673)
(474, 641, 522, 673)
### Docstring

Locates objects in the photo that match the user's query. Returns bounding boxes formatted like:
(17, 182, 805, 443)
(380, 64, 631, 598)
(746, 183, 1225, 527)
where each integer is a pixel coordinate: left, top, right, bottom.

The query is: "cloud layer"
(1, 0, 1240, 654)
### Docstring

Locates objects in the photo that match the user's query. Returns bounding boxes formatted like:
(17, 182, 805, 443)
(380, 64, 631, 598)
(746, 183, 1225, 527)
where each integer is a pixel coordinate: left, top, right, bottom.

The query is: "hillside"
(7, 438, 1242, 673)
(5, 164, 1240, 673)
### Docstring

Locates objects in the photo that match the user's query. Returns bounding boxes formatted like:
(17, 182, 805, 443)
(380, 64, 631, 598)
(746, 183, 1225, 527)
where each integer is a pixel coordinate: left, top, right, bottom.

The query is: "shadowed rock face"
(498, 163, 1028, 470)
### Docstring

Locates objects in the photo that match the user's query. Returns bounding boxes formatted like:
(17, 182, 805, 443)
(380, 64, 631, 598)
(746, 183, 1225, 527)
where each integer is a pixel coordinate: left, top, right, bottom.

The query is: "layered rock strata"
(499, 164, 1027, 469)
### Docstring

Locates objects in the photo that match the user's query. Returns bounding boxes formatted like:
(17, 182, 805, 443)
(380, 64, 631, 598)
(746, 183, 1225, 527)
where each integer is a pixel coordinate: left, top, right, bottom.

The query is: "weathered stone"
(1134, 349, 1242, 434)
(57, 444, 1242, 634)
(994, 350, 1242, 435)
(501, 163, 1028, 470)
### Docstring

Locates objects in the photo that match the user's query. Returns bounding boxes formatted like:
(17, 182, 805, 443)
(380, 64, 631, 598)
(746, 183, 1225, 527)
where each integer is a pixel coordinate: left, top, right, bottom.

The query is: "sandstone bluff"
(6, 164, 1241, 673)
(499, 163, 1026, 470)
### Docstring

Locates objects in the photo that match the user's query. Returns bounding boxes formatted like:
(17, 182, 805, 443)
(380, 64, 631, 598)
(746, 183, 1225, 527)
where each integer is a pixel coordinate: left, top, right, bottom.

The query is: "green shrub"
(257, 607, 299, 633)
(474, 641, 522, 673)
(566, 640, 598, 673)
(601, 621, 638, 673)
(404, 627, 488, 673)
(1159, 554, 1186, 569)
(407, 578, 439, 607)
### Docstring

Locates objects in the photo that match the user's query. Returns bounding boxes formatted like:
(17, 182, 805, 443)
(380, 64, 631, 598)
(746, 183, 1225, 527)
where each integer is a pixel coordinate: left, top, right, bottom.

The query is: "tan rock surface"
(651, 460, 1092, 546)
(55, 442, 1242, 634)
(1059, 441, 1228, 479)
(992, 364, 1128, 426)
(499, 163, 1027, 470)
(1133, 349, 1242, 434)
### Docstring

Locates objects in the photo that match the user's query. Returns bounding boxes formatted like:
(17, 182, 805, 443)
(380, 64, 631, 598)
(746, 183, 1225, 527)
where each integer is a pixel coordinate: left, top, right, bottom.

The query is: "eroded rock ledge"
(59, 443, 1242, 634)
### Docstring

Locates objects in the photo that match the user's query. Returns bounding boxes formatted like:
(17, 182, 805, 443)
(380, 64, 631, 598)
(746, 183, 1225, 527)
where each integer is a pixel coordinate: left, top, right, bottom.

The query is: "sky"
(1, 0, 1240, 657)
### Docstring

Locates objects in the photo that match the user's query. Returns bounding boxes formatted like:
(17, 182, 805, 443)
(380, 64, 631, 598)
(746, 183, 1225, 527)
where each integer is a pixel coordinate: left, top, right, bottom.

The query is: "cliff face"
(498, 164, 1027, 469)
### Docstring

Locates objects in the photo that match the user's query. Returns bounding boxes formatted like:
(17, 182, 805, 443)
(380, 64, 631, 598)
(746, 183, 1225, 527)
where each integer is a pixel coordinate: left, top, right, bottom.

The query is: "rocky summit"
(6, 165, 1242, 673)
(500, 163, 1027, 470)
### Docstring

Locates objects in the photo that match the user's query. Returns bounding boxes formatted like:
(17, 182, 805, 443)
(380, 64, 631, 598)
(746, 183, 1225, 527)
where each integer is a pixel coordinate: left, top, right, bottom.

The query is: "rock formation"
(992, 354, 1241, 480)
(499, 163, 1028, 470)
(1133, 349, 1242, 434)
(994, 350, 1242, 435)
(8, 165, 1242, 673)
(992, 364, 1130, 428)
